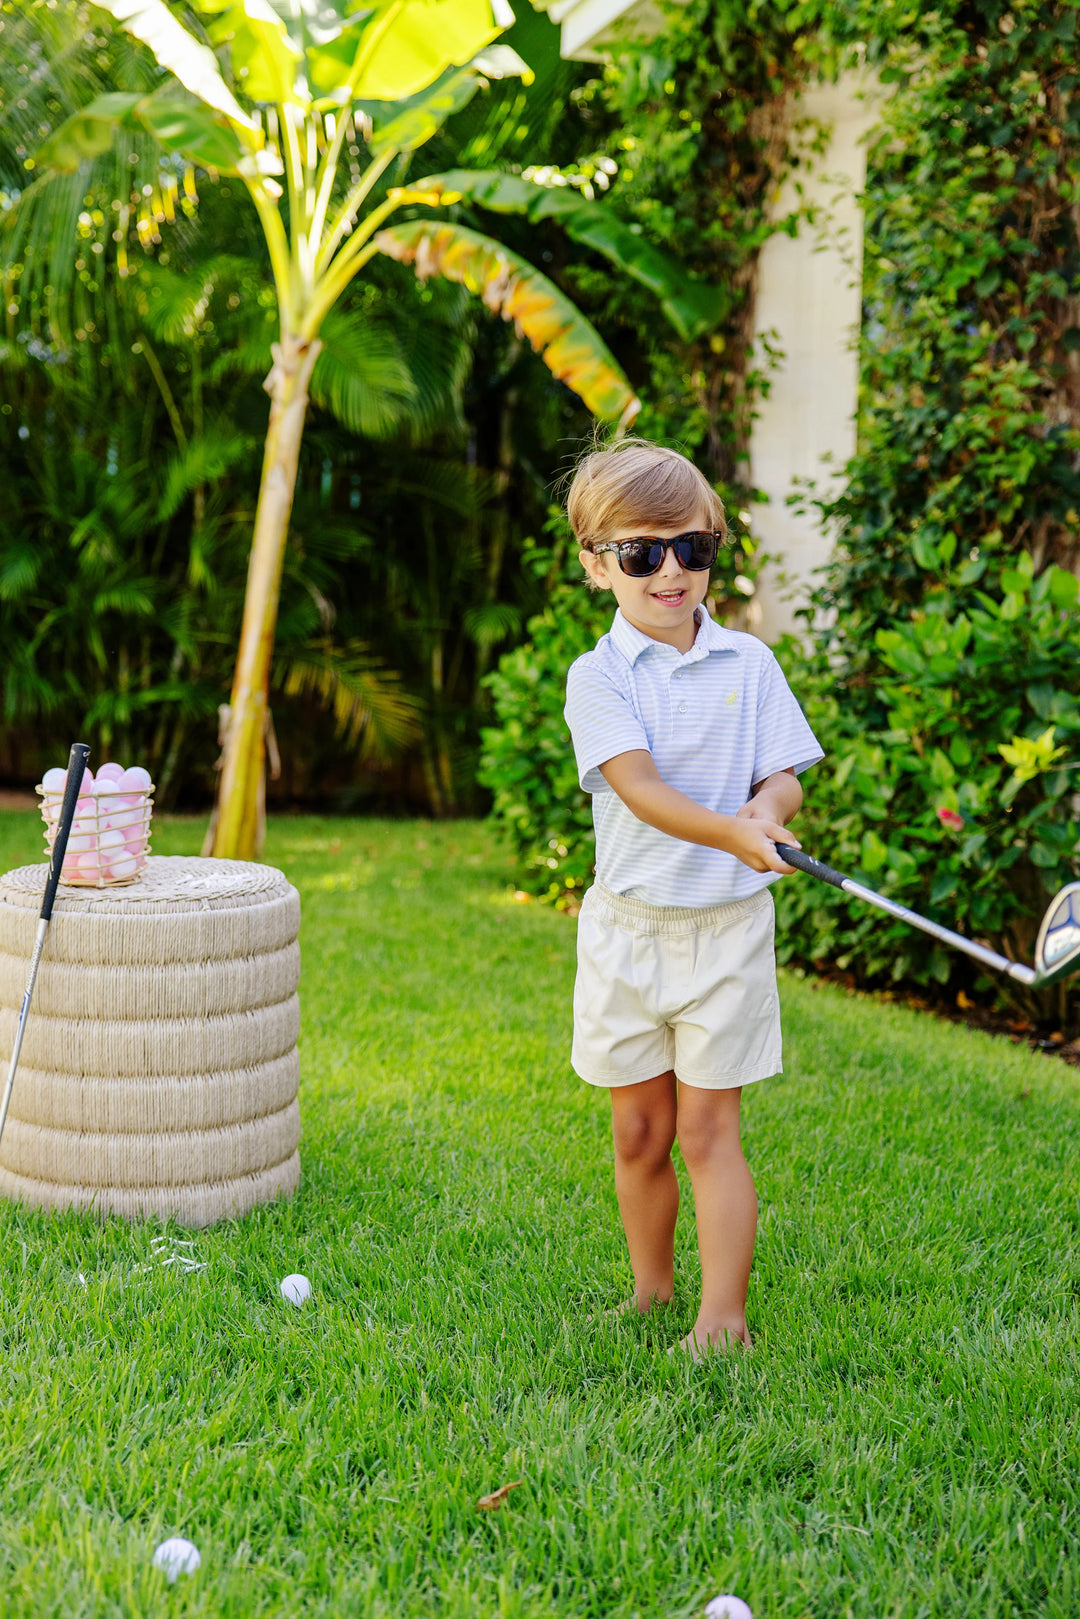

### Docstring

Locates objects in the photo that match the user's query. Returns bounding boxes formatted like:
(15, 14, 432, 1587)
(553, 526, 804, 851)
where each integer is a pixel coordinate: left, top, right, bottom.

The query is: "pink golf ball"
(96, 762, 125, 782)
(118, 766, 151, 791)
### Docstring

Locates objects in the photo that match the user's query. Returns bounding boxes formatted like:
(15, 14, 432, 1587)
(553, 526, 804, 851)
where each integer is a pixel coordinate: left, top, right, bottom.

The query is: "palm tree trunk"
(208, 331, 322, 859)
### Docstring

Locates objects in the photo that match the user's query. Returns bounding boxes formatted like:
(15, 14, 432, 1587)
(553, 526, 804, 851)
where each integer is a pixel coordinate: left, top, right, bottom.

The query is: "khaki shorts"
(572, 882, 782, 1090)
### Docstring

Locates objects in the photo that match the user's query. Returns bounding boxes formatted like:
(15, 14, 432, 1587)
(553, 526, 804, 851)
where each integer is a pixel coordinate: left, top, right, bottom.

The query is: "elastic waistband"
(585, 881, 771, 937)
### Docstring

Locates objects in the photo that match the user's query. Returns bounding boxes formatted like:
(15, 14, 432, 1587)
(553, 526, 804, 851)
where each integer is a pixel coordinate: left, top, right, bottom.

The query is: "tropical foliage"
(5, 0, 721, 855)
(1, 0, 724, 833)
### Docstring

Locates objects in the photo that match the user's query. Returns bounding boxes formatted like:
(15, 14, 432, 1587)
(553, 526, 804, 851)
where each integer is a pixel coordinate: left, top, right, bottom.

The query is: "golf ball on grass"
(152, 1537, 201, 1582)
(705, 1598, 752, 1619)
(280, 1273, 311, 1306)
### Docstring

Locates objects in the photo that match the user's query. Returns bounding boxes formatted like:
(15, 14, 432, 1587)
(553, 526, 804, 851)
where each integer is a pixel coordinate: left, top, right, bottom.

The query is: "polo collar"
(609, 603, 740, 665)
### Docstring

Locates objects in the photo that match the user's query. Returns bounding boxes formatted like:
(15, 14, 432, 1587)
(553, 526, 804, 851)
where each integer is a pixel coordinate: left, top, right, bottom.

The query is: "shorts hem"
(574, 1054, 782, 1090)
(675, 1055, 783, 1090)
(574, 1061, 676, 1089)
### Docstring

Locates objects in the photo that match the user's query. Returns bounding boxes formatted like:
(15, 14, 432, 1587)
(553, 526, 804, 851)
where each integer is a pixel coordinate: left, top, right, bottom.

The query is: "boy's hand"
(726, 817, 801, 874)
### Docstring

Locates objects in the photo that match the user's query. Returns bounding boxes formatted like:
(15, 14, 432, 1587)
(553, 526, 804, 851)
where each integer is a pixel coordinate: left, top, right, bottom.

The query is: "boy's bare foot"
(590, 1293, 672, 1322)
(612, 1293, 672, 1318)
(667, 1324, 752, 1361)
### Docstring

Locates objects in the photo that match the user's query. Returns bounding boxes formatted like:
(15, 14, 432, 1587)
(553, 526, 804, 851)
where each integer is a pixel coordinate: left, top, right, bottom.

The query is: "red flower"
(937, 806, 964, 831)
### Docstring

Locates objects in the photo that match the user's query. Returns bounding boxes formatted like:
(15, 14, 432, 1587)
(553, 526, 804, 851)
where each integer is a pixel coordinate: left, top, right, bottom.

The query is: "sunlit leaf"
(375, 219, 640, 424)
(202, 0, 306, 106)
(307, 0, 515, 105)
(89, 0, 256, 127)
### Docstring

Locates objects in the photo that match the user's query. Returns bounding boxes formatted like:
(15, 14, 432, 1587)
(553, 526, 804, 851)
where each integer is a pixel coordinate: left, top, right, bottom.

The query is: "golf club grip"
(42, 743, 91, 920)
(774, 844, 850, 891)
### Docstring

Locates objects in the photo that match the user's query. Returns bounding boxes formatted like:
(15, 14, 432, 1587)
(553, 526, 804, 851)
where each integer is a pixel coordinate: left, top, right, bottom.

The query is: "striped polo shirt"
(564, 603, 823, 907)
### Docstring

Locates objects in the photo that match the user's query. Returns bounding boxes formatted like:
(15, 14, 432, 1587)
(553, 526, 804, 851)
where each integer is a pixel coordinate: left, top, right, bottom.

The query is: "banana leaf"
(416, 168, 728, 342)
(35, 89, 268, 177)
(89, 0, 256, 125)
(375, 218, 640, 425)
(363, 46, 530, 156)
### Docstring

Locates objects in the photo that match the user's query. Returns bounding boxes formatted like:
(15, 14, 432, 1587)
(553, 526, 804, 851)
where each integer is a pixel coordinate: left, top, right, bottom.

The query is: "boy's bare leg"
(674, 1083, 756, 1356)
(609, 1070, 679, 1311)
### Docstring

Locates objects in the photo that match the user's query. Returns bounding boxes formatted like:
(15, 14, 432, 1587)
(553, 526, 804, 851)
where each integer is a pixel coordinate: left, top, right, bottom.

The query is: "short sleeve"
(564, 658, 650, 794)
(751, 650, 824, 783)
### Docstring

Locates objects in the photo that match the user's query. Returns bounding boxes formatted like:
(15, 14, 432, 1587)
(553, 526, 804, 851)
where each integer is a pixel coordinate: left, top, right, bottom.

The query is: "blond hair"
(565, 437, 727, 548)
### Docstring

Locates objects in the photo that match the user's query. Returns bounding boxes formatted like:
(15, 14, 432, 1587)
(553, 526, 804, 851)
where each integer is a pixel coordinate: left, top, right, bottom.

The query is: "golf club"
(0, 742, 90, 1153)
(775, 844, 1080, 989)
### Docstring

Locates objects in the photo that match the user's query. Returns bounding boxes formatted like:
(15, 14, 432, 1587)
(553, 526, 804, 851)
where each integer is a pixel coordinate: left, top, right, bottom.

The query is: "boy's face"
(578, 508, 711, 652)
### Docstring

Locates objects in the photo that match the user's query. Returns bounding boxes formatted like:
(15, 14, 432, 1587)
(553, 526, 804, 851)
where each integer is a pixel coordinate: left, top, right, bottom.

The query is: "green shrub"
(776, 555, 1080, 1029)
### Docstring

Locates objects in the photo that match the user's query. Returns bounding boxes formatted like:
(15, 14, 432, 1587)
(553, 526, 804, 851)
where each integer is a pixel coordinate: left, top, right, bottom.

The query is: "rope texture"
(0, 1151, 301, 1227)
(0, 856, 302, 1226)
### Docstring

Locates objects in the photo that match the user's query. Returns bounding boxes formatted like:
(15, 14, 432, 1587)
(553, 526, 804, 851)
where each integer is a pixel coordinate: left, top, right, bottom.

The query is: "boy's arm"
(738, 767, 803, 826)
(598, 750, 801, 875)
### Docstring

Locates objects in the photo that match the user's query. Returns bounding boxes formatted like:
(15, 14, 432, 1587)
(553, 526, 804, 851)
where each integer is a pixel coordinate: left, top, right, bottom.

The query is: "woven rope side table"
(0, 856, 301, 1226)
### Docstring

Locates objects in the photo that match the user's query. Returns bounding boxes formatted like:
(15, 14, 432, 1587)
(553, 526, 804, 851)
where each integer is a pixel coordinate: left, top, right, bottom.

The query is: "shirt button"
(678, 704, 688, 714)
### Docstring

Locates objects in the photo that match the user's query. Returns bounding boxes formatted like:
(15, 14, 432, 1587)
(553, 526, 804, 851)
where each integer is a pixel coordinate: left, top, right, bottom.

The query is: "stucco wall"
(747, 70, 883, 643)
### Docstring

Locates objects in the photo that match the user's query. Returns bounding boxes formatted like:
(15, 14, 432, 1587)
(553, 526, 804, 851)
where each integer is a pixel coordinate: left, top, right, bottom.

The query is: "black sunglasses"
(592, 530, 722, 578)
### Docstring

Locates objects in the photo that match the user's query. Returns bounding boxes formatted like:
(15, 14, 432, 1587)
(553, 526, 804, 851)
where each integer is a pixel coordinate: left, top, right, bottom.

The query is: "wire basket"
(36, 784, 155, 887)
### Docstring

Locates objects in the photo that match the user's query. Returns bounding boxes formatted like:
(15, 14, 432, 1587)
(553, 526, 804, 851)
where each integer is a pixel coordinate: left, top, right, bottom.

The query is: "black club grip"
(42, 743, 91, 920)
(774, 844, 851, 891)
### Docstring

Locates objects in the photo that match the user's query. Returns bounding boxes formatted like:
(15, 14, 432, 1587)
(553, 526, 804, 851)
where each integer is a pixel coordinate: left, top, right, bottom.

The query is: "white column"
(748, 69, 884, 644)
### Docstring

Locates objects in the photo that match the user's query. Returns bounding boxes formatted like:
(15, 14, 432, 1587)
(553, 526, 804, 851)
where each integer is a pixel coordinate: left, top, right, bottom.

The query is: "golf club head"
(1034, 883, 1080, 986)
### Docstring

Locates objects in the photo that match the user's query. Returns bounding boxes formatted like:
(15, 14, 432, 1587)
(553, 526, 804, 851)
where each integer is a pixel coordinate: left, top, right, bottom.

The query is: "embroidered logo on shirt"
(725, 690, 739, 706)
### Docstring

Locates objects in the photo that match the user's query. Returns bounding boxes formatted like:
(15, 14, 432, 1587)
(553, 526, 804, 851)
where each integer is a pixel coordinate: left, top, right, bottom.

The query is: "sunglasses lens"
(681, 532, 719, 570)
(620, 543, 663, 576)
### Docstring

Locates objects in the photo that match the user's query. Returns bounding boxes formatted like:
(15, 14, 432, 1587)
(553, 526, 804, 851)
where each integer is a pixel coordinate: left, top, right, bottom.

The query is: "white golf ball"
(705, 1598, 753, 1619)
(41, 767, 67, 792)
(280, 1273, 311, 1306)
(118, 765, 152, 790)
(105, 854, 140, 881)
(152, 1536, 201, 1582)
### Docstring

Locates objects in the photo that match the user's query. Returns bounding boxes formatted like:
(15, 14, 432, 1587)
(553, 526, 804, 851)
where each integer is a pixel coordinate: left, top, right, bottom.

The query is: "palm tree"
(9, 0, 719, 857)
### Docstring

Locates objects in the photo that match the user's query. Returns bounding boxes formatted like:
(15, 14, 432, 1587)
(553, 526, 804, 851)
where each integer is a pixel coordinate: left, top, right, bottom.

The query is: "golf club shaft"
(775, 845, 1038, 987)
(0, 742, 90, 1153)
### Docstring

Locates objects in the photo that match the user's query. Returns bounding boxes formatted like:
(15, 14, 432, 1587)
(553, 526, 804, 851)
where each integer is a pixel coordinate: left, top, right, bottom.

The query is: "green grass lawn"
(0, 810, 1077, 1618)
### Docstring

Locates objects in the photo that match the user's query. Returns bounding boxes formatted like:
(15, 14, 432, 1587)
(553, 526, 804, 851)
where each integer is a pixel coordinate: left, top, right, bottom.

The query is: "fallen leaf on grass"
(477, 1481, 523, 1511)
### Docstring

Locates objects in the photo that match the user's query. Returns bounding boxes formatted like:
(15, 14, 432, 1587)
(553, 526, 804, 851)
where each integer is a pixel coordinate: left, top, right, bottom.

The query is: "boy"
(563, 439, 823, 1358)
